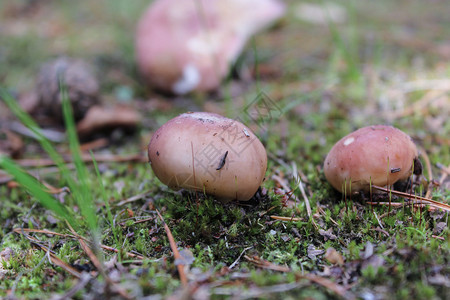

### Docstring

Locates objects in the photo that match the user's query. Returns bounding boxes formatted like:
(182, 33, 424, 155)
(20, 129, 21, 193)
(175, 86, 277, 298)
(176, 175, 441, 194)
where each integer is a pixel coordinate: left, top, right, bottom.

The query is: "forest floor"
(0, 0, 449, 299)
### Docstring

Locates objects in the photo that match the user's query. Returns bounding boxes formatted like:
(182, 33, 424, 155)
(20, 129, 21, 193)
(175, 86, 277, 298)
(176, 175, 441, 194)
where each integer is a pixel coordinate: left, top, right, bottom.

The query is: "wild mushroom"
(36, 57, 100, 122)
(323, 125, 421, 194)
(148, 112, 267, 201)
(135, 0, 285, 94)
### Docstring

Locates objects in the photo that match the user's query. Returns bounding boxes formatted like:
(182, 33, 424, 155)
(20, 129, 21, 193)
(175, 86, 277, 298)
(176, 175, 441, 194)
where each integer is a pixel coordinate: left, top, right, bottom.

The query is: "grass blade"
(0, 155, 78, 229)
(90, 150, 118, 243)
(60, 82, 98, 232)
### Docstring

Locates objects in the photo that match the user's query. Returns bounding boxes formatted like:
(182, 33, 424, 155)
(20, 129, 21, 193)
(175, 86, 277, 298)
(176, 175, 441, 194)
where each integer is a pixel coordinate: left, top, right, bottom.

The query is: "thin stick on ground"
(53, 273, 92, 300)
(367, 201, 437, 212)
(13, 228, 82, 278)
(12, 228, 146, 260)
(272, 171, 318, 230)
(270, 215, 303, 222)
(66, 223, 132, 300)
(316, 205, 339, 227)
(155, 208, 188, 286)
(244, 255, 355, 300)
(229, 246, 253, 269)
(437, 163, 450, 185)
(371, 185, 450, 212)
(419, 147, 433, 199)
(291, 163, 312, 214)
(116, 190, 152, 206)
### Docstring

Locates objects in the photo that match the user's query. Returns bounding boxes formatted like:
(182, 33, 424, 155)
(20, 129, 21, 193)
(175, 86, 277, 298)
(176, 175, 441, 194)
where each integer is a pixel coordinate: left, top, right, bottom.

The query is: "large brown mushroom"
(135, 0, 285, 94)
(148, 112, 267, 201)
(323, 125, 421, 194)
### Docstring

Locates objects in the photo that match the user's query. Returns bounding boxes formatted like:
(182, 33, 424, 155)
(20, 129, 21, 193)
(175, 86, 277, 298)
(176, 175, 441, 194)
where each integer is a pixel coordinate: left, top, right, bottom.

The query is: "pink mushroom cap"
(135, 0, 285, 94)
(324, 125, 420, 194)
(148, 112, 267, 201)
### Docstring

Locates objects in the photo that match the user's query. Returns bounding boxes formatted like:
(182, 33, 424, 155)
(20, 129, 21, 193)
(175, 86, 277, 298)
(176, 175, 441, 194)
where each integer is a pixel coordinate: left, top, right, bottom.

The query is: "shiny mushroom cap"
(324, 125, 420, 194)
(148, 112, 267, 201)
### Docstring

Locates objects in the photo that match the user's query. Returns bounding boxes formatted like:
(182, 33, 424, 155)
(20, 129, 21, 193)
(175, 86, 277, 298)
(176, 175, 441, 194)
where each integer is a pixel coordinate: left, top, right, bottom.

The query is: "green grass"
(1, 0, 449, 299)
(0, 87, 99, 232)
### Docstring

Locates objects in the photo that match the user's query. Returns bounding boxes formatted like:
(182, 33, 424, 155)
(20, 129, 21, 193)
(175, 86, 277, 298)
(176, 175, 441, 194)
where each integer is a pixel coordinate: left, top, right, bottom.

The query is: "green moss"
(1, 0, 449, 298)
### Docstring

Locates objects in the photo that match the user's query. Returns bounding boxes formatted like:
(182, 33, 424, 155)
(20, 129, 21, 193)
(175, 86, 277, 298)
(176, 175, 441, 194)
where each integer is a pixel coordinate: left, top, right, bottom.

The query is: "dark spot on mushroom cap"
(390, 167, 401, 173)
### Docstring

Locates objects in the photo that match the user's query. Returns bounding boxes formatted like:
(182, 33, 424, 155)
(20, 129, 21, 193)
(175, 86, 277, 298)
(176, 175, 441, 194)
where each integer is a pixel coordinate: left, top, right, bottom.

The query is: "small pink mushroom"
(148, 112, 267, 201)
(135, 0, 285, 94)
(324, 125, 421, 194)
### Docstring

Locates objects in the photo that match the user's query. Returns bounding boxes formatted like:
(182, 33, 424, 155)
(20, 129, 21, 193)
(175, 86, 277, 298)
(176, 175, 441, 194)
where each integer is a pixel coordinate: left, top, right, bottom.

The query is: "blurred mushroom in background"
(36, 57, 100, 122)
(16, 57, 141, 142)
(135, 0, 285, 95)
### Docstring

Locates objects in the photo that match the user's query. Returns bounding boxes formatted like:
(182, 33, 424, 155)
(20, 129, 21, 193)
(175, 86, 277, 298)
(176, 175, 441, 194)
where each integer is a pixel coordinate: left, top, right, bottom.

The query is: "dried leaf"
(77, 105, 141, 138)
(361, 241, 374, 260)
(325, 247, 344, 266)
(361, 255, 385, 271)
(307, 244, 324, 260)
(175, 248, 195, 266)
(319, 228, 337, 241)
(0, 129, 24, 158)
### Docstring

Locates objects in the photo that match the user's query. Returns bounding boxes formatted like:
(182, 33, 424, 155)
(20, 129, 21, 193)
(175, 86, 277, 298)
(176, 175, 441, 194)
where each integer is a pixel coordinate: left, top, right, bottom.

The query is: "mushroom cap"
(135, 0, 285, 94)
(323, 125, 419, 194)
(148, 112, 267, 201)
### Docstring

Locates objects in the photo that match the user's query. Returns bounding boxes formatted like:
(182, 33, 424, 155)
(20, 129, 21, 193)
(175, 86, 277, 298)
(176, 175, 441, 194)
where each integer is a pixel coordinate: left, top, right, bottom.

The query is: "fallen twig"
(418, 147, 433, 199)
(12, 228, 146, 260)
(6, 121, 65, 142)
(437, 163, 450, 185)
(367, 201, 436, 212)
(53, 272, 92, 300)
(297, 273, 355, 300)
(272, 173, 318, 230)
(373, 211, 384, 230)
(229, 246, 253, 269)
(244, 255, 290, 272)
(371, 185, 450, 212)
(67, 224, 103, 272)
(116, 191, 152, 206)
(212, 282, 304, 299)
(13, 229, 82, 278)
(66, 223, 132, 300)
(270, 215, 303, 222)
(431, 235, 445, 241)
(316, 205, 339, 227)
(370, 227, 390, 237)
(155, 209, 188, 286)
(292, 163, 313, 218)
(244, 255, 355, 300)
